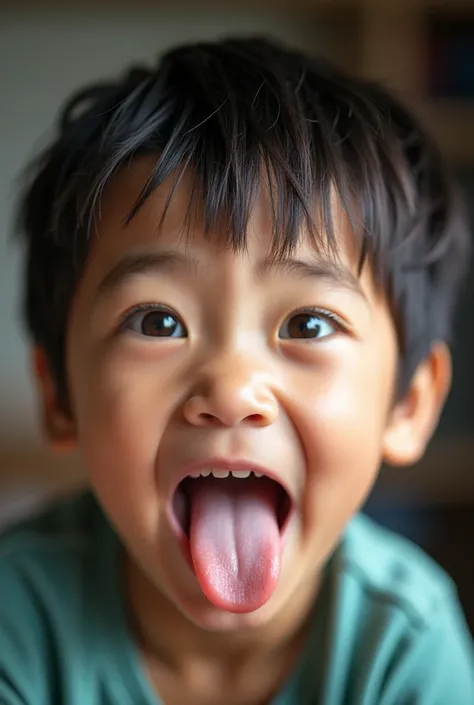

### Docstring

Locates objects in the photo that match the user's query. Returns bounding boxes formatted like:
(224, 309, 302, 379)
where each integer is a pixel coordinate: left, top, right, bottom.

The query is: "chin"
(155, 519, 306, 633)
(175, 589, 283, 632)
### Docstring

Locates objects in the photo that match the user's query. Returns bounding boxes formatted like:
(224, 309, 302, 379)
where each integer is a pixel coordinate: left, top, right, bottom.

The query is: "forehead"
(90, 156, 364, 273)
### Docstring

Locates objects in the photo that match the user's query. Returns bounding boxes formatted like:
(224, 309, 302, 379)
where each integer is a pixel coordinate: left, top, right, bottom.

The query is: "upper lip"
(167, 457, 293, 502)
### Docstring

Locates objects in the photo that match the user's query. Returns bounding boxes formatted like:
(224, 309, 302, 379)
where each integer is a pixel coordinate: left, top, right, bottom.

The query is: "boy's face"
(37, 159, 448, 631)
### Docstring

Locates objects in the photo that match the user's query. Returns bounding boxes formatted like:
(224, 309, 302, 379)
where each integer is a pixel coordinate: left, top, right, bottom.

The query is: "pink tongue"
(189, 477, 281, 613)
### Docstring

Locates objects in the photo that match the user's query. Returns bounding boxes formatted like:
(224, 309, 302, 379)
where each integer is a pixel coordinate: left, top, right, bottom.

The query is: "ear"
(382, 342, 452, 467)
(32, 347, 78, 453)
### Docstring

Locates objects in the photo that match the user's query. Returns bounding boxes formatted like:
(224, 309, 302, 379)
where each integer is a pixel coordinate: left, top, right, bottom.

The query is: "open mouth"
(169, 466, 293, 613)
(172, 469, 292, 539)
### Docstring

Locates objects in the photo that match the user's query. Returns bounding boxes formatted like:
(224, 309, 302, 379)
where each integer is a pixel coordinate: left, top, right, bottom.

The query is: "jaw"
(157, 508, 313, 635)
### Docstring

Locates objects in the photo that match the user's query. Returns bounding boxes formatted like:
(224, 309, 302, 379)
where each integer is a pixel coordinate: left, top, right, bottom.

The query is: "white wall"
(0, 8, 319, 445)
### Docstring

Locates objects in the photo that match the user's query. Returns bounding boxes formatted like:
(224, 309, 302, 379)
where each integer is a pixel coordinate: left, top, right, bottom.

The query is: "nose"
(183, 353, 279, 428)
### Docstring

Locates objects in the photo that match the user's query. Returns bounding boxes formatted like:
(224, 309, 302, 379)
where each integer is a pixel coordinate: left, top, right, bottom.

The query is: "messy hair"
(17, 36, 471, 409)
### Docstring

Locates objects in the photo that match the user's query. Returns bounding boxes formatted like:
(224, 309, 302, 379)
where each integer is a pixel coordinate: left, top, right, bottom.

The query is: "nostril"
(247, 413, 265, 424)
(198, 412, 267, 425)
(199, 412, 220, 425)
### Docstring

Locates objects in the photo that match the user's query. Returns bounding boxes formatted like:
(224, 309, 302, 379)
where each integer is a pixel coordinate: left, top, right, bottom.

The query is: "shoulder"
(0, 490, 104, 594)
(0, 491, 111, 703)
(0, 488, 99, 551)
(341, 512, 455, 629)
(326, 514, 474, 703)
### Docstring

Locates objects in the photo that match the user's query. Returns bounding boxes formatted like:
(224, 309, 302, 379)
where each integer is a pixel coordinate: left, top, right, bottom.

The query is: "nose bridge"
(202, 340, 267, 403)
(210, 347, 261, 396)
(200, 297, 262, 387)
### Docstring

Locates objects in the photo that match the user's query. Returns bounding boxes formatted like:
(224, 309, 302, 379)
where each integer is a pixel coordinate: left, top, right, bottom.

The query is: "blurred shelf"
(373, 438, 474, 505)
(2, 0, 474, 13)
(0, 445, 85, 492)
(0, 0, 464, 11)
(0, 438, 473, 506)
(427, 0, 474, 11)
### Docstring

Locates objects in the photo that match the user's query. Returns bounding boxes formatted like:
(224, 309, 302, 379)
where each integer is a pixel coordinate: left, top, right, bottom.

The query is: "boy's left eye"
(278, 310, 340, 340)
(123, 307, 187, 338)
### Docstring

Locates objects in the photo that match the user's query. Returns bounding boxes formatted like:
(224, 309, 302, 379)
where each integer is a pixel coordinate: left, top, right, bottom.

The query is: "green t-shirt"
(0, 491, 472, 704)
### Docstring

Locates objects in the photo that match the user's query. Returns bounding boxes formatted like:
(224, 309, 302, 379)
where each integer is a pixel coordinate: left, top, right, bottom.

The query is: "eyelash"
(289, 307, 348, 332)
(117, 304, 349, 336)
(118, 303, 179, 329)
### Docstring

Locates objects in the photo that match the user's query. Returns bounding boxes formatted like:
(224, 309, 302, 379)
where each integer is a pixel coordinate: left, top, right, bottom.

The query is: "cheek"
(290, 340, 395, 534)
(305, 372, 385, 483)
(67, 347, 184, 552)
(68, 345, 175, 492)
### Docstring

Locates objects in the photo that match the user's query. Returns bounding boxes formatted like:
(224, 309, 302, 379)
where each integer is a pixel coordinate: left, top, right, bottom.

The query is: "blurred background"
(0, 0, 473, 628)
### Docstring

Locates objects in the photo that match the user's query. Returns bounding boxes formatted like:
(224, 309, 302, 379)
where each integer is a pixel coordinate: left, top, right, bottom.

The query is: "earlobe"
(382, 342, 452, 467)
(32, 347, 78, 452)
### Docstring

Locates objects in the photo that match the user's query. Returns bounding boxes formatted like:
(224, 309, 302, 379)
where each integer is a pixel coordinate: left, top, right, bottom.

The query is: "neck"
(124, 555, 321, 673)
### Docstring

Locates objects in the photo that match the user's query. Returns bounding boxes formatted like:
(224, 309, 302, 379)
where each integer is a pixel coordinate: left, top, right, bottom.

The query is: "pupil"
(290, 314, 320, 338)
(142, 312, 177, 336)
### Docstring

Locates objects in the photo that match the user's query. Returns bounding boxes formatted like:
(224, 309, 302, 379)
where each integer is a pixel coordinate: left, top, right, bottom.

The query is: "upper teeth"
(190, 469, 263, 479)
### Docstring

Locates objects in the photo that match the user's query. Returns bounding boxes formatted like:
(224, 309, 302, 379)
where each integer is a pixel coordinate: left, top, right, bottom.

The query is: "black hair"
(17, 36, 471, 409)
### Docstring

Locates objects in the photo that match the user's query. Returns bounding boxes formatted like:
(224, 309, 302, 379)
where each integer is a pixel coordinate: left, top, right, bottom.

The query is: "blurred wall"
(0, 7, 319, 446)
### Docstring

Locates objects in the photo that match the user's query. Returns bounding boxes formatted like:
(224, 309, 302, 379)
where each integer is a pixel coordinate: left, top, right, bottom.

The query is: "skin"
(35, 158, 451, 704)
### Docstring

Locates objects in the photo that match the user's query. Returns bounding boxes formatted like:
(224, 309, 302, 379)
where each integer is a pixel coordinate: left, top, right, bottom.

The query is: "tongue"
(189, 477, 281, 613)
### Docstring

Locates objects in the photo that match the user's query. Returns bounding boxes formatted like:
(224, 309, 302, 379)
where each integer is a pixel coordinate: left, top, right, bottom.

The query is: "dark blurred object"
(437, 169, 474, 436)
(427, 14, 474, 99)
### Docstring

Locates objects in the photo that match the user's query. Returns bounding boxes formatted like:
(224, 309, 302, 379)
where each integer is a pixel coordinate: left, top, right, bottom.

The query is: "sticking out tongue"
(188, 476, 282, 613)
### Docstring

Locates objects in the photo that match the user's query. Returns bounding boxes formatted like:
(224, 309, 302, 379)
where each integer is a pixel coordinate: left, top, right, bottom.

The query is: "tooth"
(190, 472, 200, 478)
(231, 470, 251, 478)
(200, 470, 211, 477)
(212, 470, 230, 479)
(254, 472, 263, 478)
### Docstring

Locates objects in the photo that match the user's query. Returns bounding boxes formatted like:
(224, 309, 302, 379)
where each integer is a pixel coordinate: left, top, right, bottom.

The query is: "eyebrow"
(95, 250, 366, 302)
(259, 256, 366, 299)
(95, 251, 196, 302)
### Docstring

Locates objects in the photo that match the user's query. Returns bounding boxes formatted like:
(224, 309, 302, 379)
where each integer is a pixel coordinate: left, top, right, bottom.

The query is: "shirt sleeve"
(382, 591, 474, 705)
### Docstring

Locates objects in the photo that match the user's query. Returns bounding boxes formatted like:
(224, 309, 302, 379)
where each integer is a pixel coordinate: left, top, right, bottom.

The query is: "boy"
(1, 36, 473, 704)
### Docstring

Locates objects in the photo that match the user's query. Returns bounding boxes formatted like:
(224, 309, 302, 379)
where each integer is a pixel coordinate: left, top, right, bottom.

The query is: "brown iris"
(141, 311, 181, 337)
(284, 313, 324, 339)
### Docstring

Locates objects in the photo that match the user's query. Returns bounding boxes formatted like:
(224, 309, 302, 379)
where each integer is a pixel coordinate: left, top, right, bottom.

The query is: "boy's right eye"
(123, 306, 187, 338)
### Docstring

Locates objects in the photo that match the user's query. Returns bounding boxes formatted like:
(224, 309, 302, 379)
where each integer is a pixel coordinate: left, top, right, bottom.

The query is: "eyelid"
(115, 303, 352, 340)
(118, 303, 184, 333)
(288, 306, 350, 333)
